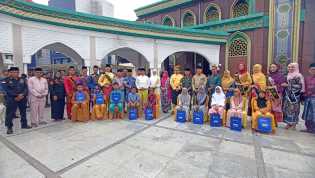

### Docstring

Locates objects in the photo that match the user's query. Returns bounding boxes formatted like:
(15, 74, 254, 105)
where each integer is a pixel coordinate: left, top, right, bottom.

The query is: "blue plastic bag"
(257, 117, 272, 133)
(210, 113, 222, 127)
(193, 111, 204, 125)
(230, 116, 242, 131)
(112, 92, 121, 104)
(95, 94, 104, 105)
(129, 108, 137, 120)
(176, 110, 186, 123)
(145, 108, 153, 120)
(76, 92, 85, 103)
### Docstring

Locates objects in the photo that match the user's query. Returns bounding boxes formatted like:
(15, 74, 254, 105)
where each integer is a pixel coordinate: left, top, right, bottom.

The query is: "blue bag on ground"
(257, 117, 272, 133)
(210, 113, 222, 127)
(230, 116, 242, 131)
(145, 108, 153, 120)
(176, 110, 186, 123)
(193, 111, 204, 125)
(129, 108, 137, 120)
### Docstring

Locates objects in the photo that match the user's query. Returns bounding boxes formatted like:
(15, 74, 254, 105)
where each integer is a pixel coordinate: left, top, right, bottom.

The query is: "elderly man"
(28, 67, 49, 127)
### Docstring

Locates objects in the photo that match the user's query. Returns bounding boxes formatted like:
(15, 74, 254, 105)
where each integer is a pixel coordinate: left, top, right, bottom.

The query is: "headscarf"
(257, 91, 267, 108)
(287, 63, 305, 92)
(252, 64, 267, 90)
(197, 86, 207, 105)
(238, 63, 247, 75)
(211, 86, 226, 106)
(222, 70, 235, 90)
(268, 63, 286, 94)
(232, 88, 242, 106)
(178, 88, 190, 106)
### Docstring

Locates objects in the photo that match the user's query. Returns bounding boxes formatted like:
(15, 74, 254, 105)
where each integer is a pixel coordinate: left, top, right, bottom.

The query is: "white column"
(12, 24, 23, 70)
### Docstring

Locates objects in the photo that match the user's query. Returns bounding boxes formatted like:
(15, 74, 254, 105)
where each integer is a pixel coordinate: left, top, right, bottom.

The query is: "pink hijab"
(287, 63, 305, 92)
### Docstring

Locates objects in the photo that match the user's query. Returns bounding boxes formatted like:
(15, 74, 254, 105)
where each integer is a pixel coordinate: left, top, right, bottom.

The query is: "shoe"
(6, 128, 13, 134)
(21, 125, 32, 129)
(31, 123, 38, 128)
(39, 121, 48, 125)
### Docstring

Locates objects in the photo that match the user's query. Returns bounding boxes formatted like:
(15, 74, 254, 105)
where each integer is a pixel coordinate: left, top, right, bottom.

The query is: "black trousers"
(5, 98, 27, 129)
(51, 98, 65, 120)
(171, 89, 181, 105)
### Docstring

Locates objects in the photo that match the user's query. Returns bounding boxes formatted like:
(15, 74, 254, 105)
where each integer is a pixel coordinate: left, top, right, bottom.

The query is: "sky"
(32, 0, 159, 20)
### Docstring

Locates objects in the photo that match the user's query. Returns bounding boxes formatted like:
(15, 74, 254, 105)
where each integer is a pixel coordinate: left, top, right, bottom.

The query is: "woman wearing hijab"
(268, 64, 286, 125)
(221, 70, 235, 110)
(209, 86, 226, 119)
(193, 86, 209, 120)
(235, 63, 252, 96)
(175, 88, 191, 121)
(252, 90, 276, 132)
(150, 69, 161, 117)
(252, 64, 267, 91)
(161, 71, 172, 113)
(50, 72, 66, 121)
(146, 88, 157, 119)
(226, 88, 247, 128)
(283, 63, 305, 129)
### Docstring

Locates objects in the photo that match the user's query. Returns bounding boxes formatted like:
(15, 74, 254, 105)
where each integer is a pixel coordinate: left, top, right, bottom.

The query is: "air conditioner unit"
(3, 54, 14, 65)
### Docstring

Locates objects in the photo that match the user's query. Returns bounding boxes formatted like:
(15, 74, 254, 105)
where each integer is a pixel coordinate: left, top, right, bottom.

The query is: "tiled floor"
(0, 108, 314, 178)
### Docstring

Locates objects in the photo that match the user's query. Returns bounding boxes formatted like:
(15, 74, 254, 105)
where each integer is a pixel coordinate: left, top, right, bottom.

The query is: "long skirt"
(91, 104, 107, 120)
(51, 98, 65, 120)
(283, 97, 301, 125)
(302, 96, 315, 132)
(171, 89, 181, 105)
(161, 89, 171, 112)
(71, 102, 90, 122)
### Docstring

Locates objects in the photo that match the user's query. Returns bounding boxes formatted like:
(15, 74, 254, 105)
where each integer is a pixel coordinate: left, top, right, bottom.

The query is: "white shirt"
(136, 75, 150, 89)
(149, 75, 161, 88)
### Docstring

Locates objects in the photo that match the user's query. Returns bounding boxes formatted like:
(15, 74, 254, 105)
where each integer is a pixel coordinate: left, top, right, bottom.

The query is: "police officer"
(3, 67, 31, 134)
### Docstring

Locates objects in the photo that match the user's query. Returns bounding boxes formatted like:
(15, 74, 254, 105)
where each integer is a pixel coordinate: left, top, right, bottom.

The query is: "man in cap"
(207, 64, 221, 95)
(136, 68, 150, 116)
(28, 67, 49, 127)
(192, 65, 207, 95)
(170, 66, 183, 113)
(181, 68, 192, 94)
(3, 67, 31, 134)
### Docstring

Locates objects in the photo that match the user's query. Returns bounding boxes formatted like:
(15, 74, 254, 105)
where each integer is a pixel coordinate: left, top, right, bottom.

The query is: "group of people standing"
(1, 61, 314, 135)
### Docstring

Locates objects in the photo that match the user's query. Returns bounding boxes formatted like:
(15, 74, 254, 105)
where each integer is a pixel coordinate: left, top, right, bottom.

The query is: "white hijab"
(211, 86, 226, 107)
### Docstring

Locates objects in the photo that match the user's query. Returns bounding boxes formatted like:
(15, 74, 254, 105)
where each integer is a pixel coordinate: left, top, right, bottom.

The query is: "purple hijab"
(269, 64, 286, 94)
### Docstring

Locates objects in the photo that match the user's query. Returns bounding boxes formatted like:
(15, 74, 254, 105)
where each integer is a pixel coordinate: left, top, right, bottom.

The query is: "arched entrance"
(102, 47, 150, 73)
(28, 42, 85, 73)
(161, 52, 210, 75)
(226, 31, 251, 75)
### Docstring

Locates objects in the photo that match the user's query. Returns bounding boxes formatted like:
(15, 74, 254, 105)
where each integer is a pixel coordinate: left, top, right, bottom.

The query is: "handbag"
(129, 108, 138, 120)
(76, 92, 85, 103)
(210, 113, 222, 127)
(145, 108, 153, 120)
(95, 94, 104, 105)
(193, 111, 204, 125)
(230, 117, 242, 131)
(176, 109, 186, 123)
(257, 117, 272, 133)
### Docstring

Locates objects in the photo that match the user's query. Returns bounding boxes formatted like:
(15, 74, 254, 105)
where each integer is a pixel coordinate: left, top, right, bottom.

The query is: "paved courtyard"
(0, 108, 314, 178)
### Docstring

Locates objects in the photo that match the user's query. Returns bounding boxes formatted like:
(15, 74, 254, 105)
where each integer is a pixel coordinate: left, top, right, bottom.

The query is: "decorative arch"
(181, 10, 197, 27)
(203, 3, 221, 23)
(231, 0, 250, 18)
(225, 31, 251, 71)
(103, 47, 150, 69)
(31, 42, 85, 67)
(162, 15, 176, 27)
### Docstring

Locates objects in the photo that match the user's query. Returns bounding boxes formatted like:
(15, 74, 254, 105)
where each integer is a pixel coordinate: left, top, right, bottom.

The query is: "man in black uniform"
(3, 67, 31, 134)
